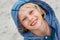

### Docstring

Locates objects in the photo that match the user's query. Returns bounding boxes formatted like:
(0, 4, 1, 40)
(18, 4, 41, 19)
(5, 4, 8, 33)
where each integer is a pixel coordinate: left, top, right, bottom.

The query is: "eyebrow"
(29, 10, 33, 14)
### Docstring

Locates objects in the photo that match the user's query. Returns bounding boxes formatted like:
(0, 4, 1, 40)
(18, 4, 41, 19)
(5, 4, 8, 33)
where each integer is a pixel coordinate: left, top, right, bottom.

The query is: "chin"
(31, 26, 40, 30)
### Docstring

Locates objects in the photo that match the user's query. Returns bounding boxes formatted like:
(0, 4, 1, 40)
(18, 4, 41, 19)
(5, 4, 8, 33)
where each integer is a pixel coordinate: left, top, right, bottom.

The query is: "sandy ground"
(0, 0, 60, 40)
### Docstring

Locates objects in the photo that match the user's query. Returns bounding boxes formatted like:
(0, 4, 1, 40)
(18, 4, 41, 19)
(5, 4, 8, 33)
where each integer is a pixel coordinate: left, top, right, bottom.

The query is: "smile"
(30, 19, 38, 26)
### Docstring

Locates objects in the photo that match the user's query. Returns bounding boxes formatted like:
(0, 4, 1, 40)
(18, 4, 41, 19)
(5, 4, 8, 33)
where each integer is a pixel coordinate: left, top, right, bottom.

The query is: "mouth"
(30, 18, 38, 26)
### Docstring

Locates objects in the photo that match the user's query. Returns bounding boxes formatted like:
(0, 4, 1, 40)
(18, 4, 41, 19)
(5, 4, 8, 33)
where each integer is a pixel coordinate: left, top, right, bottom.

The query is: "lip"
(30, 18, 38, 26)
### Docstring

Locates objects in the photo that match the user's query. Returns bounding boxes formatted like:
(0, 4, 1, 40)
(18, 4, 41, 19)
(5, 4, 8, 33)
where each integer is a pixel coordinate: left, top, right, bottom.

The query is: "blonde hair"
(18, 3, 46, 33)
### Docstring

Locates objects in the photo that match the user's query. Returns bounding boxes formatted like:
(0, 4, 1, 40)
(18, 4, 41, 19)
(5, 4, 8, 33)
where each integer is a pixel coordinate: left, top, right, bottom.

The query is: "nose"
(28, 15, 33, 21)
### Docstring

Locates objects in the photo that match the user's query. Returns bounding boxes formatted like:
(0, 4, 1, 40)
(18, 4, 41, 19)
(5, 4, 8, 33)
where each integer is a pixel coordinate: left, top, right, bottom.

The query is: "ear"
(34, 5, 46, 18)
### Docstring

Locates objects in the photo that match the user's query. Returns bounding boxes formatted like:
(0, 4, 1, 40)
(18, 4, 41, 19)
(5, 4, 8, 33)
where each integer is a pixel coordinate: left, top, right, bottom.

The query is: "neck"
(31, 20, 51, 37)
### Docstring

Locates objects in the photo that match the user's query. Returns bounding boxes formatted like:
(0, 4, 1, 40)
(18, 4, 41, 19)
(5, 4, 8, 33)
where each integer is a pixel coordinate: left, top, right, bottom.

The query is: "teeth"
(32, 21, 36, 25)
(31, 19, 37, 26)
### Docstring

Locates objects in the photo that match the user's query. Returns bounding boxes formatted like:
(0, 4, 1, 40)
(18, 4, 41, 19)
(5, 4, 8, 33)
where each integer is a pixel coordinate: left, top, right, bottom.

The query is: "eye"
(22, 17, 27, 21)
(29, 10, 33, 15)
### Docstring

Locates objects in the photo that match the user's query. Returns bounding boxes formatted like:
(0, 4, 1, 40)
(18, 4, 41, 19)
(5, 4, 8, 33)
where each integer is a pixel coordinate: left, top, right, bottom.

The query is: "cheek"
(21, 21, 29, 29)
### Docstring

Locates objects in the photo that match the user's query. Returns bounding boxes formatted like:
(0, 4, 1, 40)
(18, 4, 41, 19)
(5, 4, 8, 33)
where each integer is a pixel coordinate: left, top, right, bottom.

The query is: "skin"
(18, 3, 51, 37)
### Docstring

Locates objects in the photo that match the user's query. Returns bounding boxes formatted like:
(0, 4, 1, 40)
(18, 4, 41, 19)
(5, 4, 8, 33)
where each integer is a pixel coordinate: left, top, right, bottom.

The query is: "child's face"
(18, 3, 46, 31)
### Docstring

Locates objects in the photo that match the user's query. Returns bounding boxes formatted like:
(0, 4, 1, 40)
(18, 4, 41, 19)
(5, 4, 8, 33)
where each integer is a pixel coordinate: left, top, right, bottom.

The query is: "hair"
(17, 3, 46, 33)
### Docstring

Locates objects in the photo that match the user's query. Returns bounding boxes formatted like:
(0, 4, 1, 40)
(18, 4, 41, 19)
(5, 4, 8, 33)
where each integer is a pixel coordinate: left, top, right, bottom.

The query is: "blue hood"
(11, 0, 60, 38)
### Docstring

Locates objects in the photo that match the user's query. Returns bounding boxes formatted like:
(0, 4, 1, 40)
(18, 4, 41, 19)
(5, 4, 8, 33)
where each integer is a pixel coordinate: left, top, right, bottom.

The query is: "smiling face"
(18, 3, 46, 31)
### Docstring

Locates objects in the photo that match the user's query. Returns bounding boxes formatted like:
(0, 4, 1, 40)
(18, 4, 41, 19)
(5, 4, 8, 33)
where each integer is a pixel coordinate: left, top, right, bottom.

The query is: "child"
(11, 0, 60, 40)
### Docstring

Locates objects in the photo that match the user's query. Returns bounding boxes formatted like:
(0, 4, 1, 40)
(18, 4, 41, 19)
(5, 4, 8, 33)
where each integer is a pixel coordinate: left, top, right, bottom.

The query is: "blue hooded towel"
(11, 0, 60, 40)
